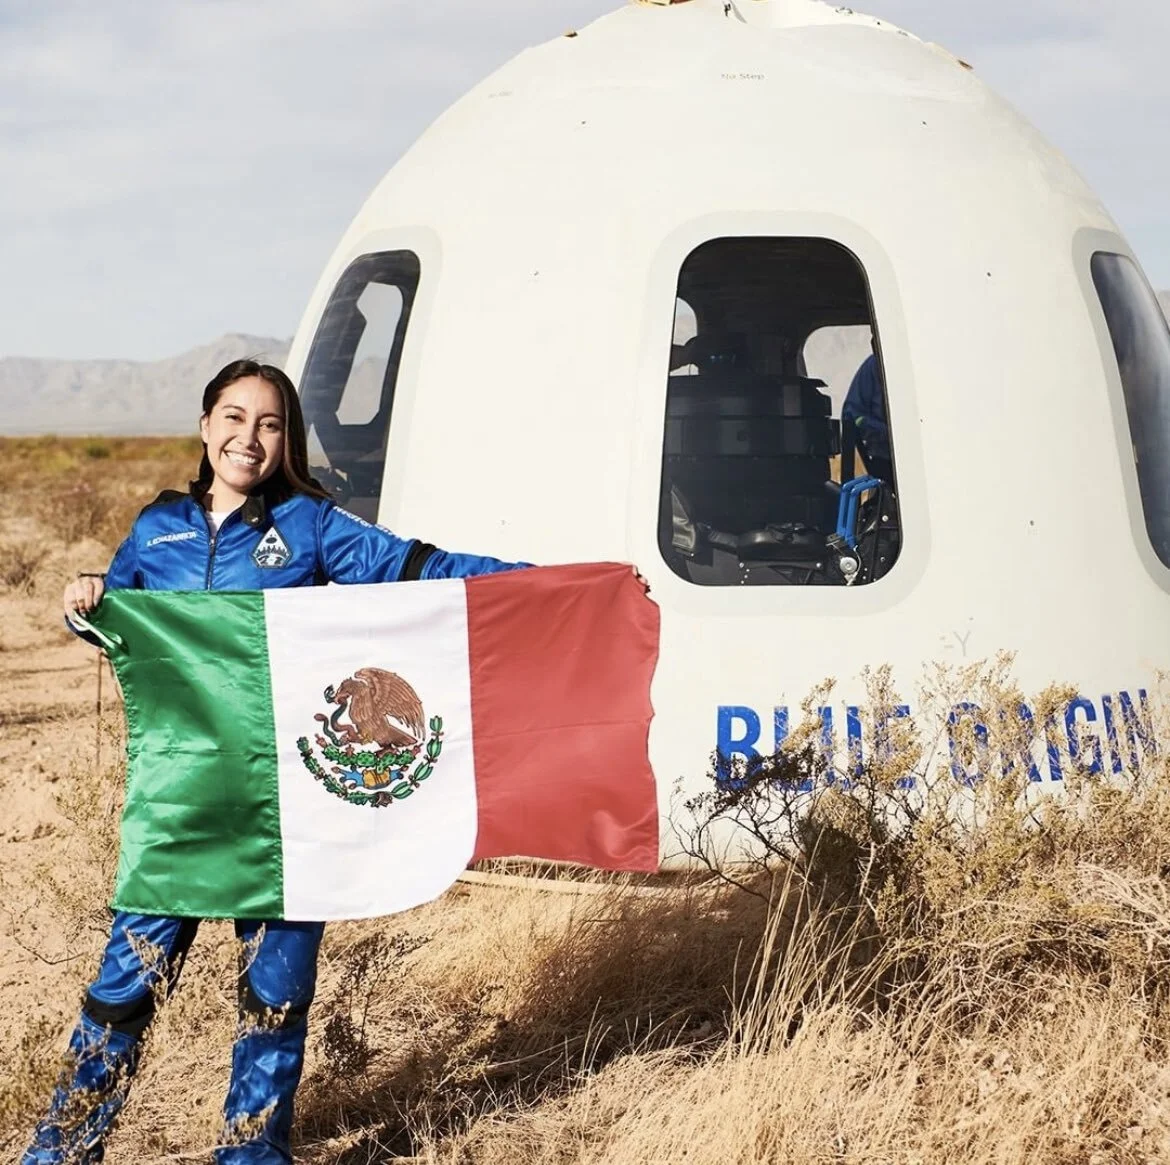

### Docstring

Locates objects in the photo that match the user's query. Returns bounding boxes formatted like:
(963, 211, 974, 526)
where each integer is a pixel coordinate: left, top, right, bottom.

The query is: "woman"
(24, 360, 527, 1165)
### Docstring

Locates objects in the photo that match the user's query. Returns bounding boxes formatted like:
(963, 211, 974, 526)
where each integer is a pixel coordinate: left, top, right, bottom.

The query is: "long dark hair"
(192, 360, 329, 503)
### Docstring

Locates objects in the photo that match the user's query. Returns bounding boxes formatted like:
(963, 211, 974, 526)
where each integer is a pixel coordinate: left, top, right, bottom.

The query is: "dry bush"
(0, 741, 126, 1148)
(677, 660, 1170, 1012)
(0, 436, 199, 556)
(0, 1018, 71, 1146)
(30, 752, 124, 940)
(287, 876, 768, 1160)
(0, 540, 51, 594)
(36, 482, 121, 547)
(400, 664, 1170, 1164)
(99, 922, 240, 1161)
(431, 976, 1169, 1165)
(0, 709, 127, 979)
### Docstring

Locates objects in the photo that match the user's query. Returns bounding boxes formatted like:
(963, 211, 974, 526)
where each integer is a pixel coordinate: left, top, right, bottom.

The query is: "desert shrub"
(411, 664, 1170, 1164)
(0, 1018, 70, 1139)
(0, 540, 51, 593)
(8, 722, 126, 970)
(319, 932, 429, 1079)
(288, 875, 765, 1161)
(679, 659, 1170, 1028)
(0, 436, 196, 553)
(35, 482, 120, 547)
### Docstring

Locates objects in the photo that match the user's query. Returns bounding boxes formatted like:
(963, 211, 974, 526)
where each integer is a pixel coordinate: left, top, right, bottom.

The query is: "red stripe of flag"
(466, 562, 660, 872)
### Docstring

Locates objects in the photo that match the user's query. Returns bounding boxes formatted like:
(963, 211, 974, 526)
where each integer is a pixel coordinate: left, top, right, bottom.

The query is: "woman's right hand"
(64, 574, 105, 622)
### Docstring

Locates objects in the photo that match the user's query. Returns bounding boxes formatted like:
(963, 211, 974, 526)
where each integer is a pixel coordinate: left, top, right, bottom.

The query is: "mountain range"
(0, 334, 291, 436)
(3, 293, 1168, 436)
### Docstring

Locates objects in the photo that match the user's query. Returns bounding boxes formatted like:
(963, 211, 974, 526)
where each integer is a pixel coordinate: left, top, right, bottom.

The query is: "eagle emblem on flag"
(296, 667, 444, 807)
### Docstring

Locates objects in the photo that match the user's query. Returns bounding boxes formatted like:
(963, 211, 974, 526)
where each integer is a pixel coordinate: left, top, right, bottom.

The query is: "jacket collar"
(241, 493, 268, 528)
(188, 483, 270, 529)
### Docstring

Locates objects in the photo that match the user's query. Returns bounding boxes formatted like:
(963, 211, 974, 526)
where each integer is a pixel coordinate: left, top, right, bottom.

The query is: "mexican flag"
(85, 563, 660, 921)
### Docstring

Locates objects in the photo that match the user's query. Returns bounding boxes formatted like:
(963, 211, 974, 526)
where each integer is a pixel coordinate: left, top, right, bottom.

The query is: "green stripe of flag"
(98, 591, 284, 919)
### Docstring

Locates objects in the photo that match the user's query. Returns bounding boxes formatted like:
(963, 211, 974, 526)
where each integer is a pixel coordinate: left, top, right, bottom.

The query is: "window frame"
(1076, 228, 1170, 593)
(630, 213, 926, 615)
(299, 249, 420, 521)
(294, 227, 442, 527)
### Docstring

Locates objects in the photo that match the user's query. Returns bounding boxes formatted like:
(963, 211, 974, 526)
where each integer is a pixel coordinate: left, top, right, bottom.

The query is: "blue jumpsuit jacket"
(103, 487, 519, 591)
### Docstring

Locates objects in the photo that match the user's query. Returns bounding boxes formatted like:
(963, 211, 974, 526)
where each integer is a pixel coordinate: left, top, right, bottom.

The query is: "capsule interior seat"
(662, 369, 838, 536)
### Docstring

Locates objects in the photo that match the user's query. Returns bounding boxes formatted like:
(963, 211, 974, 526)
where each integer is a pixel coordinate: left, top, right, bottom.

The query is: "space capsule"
(285, 0, 1170, 850)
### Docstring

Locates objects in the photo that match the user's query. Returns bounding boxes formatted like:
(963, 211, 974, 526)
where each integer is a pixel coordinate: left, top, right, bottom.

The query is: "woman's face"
(199, 376, 286, 503)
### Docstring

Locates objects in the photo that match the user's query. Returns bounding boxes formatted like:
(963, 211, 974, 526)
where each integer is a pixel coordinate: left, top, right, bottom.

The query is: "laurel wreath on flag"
(296, 716, 444, 807)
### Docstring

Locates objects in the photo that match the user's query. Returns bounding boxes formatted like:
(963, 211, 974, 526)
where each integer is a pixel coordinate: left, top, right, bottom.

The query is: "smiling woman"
(193, 361, 331, 515)
(32, 359, 530, 1165)
(199, 378, 286, 506)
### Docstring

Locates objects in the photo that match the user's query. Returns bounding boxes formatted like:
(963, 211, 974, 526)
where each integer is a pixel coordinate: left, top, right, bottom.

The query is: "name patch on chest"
(253, 525, 292, 568)
(146, 530, 199, 548)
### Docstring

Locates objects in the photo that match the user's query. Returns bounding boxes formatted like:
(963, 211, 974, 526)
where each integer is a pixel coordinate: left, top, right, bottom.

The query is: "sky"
(1, 0, 1166, 361)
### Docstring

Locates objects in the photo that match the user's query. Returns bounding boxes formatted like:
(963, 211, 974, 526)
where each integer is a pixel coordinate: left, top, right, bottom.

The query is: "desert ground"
(3, 436, 1170, 1164)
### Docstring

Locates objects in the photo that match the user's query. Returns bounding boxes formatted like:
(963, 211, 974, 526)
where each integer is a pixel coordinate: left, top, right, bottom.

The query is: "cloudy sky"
(1, 0, 1166, 360)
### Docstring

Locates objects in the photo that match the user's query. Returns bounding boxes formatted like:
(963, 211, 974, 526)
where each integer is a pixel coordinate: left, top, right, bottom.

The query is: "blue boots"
(22, 913, 324, 1164)
(20, 1013, 139, 1164)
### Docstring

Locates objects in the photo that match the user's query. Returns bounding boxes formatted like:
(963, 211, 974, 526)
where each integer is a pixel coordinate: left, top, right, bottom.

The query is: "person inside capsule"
(842, 347, 893, 486)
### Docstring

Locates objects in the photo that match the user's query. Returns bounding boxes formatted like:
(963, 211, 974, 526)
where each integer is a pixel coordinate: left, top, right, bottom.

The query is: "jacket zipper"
(200, 503, 245, 589)
(200, 507, 218, 590)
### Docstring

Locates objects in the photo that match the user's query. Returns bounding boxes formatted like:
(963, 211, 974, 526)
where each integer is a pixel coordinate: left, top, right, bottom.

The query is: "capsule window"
(300, 251, 421, 523)
(1090, 252, 1170, 570)
(659, 237, 901, 587)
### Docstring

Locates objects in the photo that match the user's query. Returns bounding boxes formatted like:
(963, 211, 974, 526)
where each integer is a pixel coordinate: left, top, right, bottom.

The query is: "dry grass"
(0, 541, 51, 594)
(3, 437, 1170, 1163)
(0, 434, 202, 549)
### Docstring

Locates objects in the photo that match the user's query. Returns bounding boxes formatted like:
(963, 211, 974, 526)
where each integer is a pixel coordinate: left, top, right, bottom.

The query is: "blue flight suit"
(23, 488, 524, 1165)
(841, 353, 893, 484)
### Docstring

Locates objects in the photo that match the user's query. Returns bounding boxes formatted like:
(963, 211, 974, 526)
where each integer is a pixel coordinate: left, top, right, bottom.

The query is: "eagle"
(322, 667, 426, 751)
